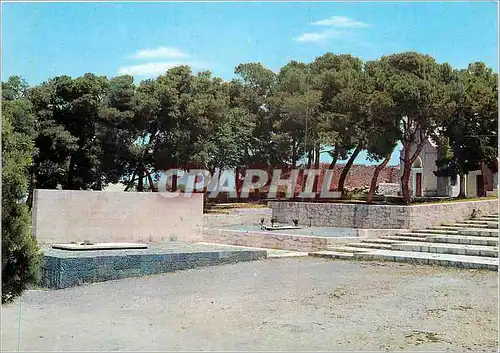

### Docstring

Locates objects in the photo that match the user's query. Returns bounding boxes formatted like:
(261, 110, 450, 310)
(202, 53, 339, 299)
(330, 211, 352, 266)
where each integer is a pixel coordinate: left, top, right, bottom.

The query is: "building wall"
(399, 139, 456, 197)
(466, 171, 481, 197)
(422, 144, 438, 195)
(269, 199, 498, 229)
(32, 189, 204, 244)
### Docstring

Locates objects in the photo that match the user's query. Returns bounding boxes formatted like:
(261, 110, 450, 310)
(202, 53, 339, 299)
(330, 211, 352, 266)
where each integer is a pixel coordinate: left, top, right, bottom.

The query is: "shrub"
(2, 95, 42, 303)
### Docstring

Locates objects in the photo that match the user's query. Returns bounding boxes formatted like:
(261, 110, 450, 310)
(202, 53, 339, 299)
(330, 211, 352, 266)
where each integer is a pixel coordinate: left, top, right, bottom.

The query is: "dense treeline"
(1, 51, 497, 301)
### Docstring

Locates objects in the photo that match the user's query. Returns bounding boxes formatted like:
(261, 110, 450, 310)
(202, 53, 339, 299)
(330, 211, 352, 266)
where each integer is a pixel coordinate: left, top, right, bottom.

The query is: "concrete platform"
(262, 225, 301, 231)
(51, 243, 148, 251)
(41, 242, 267, 289)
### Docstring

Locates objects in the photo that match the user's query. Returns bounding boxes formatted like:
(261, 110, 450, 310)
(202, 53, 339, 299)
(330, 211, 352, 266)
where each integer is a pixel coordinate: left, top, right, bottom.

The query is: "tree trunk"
(291, 139, 298, 168)
(312, 143, 320, 194)
(66, 156, 76, 190)
(401, 134, 427, 204)
(366, 152, 392, 204)
(400, 146, 412, 204)
(338, 145, 362, 196)
(458, 173, 466, 198)
(480, 161, 491, 193)
(137, 167, 145, 192)
(302, 148, 314, 192)
(26, 167, 37, 210)
(124, 171, 137, 191)
(328, 149, 339, 170)
(145, 168, 157, 192)
(314, 144, 320, 169)
(307, 149, 313, 168)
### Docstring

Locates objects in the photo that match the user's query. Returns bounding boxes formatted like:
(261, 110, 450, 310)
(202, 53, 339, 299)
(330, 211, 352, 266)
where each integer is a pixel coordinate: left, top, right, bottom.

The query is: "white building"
(398, 137, 498, 198)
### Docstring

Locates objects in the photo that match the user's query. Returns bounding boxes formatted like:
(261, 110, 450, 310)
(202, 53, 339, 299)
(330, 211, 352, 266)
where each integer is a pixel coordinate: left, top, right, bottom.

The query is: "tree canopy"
(2, 51, 497, 301)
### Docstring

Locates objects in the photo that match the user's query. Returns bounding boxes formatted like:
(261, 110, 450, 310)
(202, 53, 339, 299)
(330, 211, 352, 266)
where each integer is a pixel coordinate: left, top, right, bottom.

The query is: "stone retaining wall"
(33, 190, 204, 244)
(269, 199, 498, 229)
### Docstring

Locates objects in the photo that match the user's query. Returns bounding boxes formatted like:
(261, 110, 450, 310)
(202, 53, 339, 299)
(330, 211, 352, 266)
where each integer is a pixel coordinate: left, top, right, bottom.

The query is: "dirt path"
(2, 258, 497, 351)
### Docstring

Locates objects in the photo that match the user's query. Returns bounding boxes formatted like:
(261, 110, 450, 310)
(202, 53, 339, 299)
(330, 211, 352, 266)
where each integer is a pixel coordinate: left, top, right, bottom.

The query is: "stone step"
(391, 241, 498, 257)
(460, 228, 498, 237)
(440, 223, 492, 229)
(346, 242, 393, 250)
(412, 229, 459, 235)
(354, 250, 498, 270)
(361, 238, 402, 245)
(413, 228, 498, 237)
(430, 226, 478, 231)
(429, 235, 499, 246)
(309, 251, 355, 260)
(460, 220, 498, 228)
(431, 225, 499, 232)
(474, 216, 499, 221)
(383, 235, 429, 242)
(397, 232, 431, 238)
(327, 246, 372, 253)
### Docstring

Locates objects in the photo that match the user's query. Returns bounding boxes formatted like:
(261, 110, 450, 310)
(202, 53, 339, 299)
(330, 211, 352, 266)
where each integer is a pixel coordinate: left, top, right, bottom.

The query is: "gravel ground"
(1, 258, 498, 352)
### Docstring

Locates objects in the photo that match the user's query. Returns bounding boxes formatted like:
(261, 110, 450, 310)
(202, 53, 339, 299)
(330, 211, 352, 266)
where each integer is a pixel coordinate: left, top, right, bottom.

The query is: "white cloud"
(117, 61, 204, 76)
(294, 30, 343, 43)
(312, 16, 369, 28)
(131, 46, 187, 59)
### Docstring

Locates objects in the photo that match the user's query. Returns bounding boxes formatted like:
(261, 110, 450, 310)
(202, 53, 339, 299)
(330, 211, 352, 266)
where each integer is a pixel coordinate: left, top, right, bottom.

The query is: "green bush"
(2, 90, 42, 304)
(2, 201, 42, 303)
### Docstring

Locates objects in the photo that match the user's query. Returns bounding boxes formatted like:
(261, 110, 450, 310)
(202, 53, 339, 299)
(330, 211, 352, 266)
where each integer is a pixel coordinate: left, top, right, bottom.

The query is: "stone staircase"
(310, 213, 499, 271)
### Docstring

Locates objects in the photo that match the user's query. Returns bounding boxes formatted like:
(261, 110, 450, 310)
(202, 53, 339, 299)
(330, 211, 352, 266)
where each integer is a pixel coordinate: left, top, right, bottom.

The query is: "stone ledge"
(41, 245, 267, 289)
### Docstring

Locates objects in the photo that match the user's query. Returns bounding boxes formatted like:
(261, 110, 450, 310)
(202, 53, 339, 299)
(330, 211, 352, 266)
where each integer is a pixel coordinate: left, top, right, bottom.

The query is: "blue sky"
(2, 1, 498, 166)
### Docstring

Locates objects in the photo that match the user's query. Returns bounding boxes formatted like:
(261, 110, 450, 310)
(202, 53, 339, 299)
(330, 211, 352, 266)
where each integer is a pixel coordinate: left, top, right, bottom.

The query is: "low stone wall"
(203, 228, 405, 251)
(269, 199, 498, 230)
(41, 244, 266, 289)
(33, 189, 204, 244)
(202, 228, 355, 252)
(203, 208, 272, 228)
(377, 183, 400, 196)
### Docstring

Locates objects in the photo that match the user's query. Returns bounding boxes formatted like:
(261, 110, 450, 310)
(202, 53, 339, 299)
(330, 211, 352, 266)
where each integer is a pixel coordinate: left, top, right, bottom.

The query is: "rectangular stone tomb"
(263, 225, 301, 231)
(41, 243, 267, 289)
(51, 243, 148, 251)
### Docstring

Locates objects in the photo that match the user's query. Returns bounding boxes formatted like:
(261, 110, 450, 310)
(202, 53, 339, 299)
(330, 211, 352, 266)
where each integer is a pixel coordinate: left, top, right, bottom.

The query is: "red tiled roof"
(255, 163, 399, 192)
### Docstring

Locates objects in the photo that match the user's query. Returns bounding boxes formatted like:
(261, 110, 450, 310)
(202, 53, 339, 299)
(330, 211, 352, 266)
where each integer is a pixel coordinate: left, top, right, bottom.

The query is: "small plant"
(169, 234, 178, 241)
(82, 240, 94, 245)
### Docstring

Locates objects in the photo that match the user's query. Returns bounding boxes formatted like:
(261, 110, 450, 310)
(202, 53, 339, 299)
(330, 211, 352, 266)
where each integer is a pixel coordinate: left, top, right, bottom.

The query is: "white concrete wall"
(422, 144, 438, 195)
(466, 171, 481, 197)
(32, 189, 204, 244)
